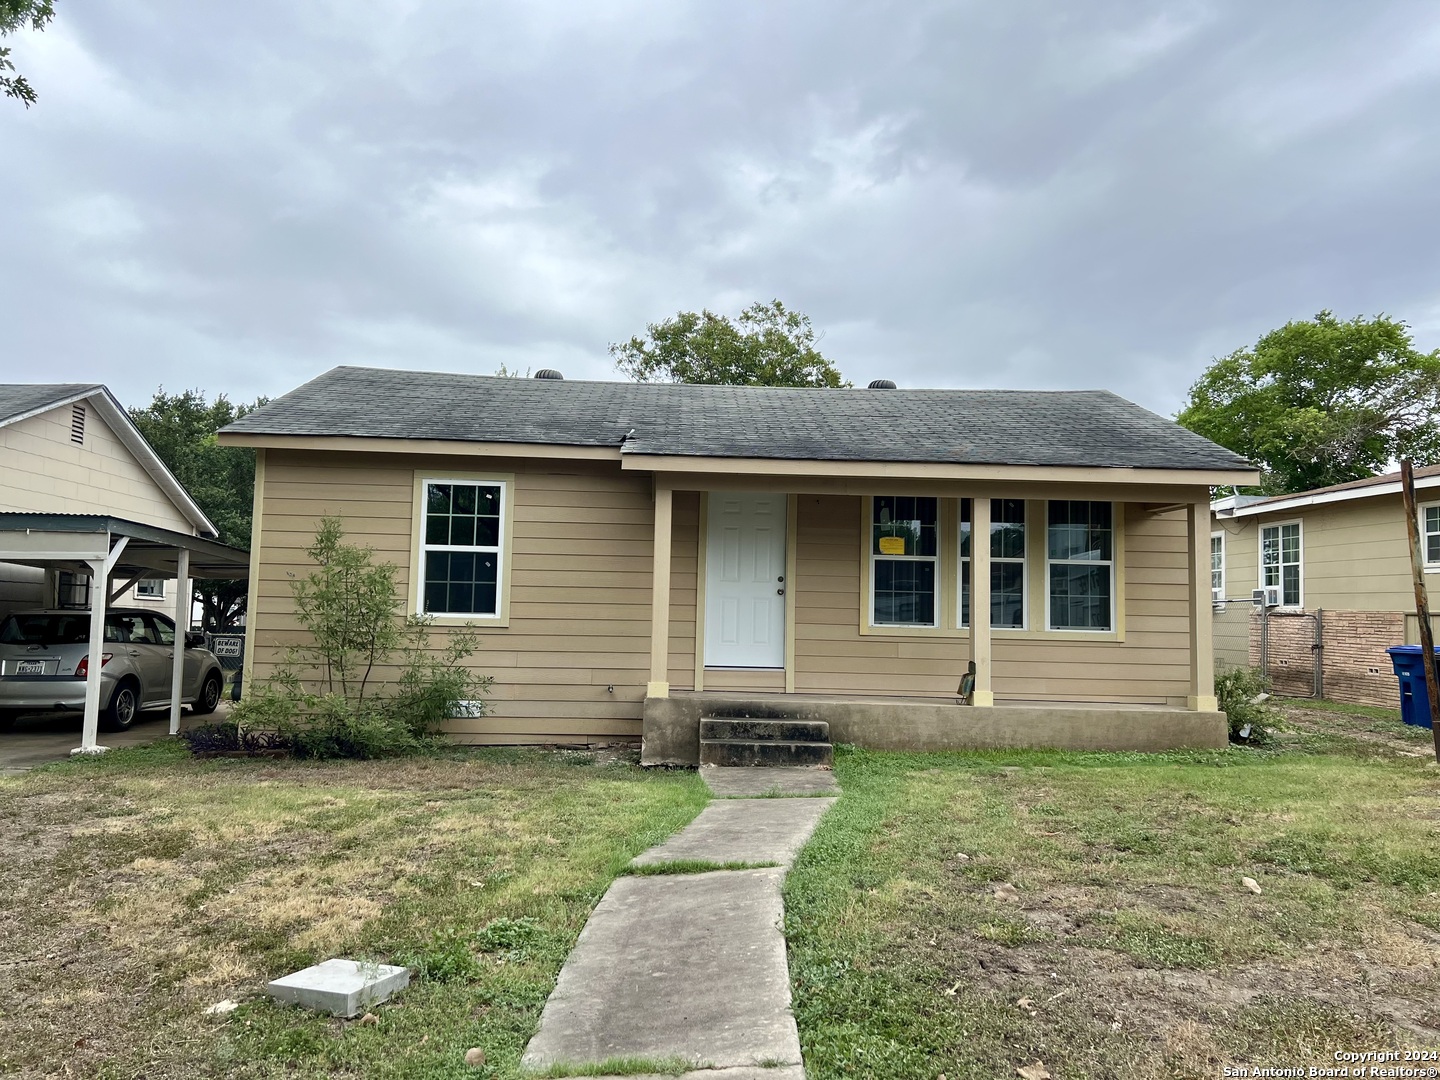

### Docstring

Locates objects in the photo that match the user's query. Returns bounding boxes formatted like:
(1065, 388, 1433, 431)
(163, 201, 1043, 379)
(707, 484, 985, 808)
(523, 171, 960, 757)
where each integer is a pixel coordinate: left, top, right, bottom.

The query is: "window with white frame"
(960, 498, 1027, 629)
(1260, 521, 1302, 607)
(871, 496, 938, 626)
(1424, 504, 1440, 568)
(135, 579, 165, 599)
(420, 480, 504, 617)
(1210, 533, 1224, 600)
(1047, 501, 1114, 631)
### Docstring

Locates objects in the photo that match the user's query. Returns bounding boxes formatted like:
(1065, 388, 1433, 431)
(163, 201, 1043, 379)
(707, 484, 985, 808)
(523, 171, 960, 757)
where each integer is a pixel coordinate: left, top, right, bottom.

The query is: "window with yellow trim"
(870, 496, 938, 626)
(420, 480, 505, 617)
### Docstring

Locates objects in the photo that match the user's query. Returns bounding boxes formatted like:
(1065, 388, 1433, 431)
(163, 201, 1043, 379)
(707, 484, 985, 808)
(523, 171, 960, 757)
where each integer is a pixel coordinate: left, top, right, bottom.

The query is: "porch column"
(1187, 500, 1217, 711)
(74, 536, 128, 755)
(647, 485, 673, 698)
(168, 547, 190, 735)
(971, 497, 994, 706)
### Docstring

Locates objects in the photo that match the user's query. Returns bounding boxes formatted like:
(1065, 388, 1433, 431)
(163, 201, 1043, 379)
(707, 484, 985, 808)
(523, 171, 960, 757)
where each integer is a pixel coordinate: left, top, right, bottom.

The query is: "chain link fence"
(1213, 602, 1322, 698)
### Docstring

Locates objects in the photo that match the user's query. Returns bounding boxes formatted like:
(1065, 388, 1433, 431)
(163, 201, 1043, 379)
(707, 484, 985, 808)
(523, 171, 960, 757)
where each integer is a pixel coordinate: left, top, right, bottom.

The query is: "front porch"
(642, 690, 1227, 765)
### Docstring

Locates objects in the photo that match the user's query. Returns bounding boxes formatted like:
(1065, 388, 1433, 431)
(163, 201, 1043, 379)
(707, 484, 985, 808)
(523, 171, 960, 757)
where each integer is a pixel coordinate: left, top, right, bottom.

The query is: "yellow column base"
(1187, 694, 1219, 712)
(646, 680, 670, 698)
(970, 690, 995, 707)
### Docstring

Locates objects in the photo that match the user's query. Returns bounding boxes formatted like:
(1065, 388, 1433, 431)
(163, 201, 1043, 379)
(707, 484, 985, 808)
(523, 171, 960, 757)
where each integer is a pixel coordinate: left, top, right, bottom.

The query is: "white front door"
(704, 492, 786, 668)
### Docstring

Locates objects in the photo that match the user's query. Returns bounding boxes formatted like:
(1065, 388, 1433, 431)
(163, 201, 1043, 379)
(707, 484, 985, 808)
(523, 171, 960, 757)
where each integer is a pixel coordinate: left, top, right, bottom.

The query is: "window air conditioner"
(1252, 587, 1281, 608)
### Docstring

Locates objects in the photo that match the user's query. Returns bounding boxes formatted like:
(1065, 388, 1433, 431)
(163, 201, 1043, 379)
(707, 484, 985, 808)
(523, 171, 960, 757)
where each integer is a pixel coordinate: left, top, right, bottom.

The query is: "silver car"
(0, 608, 225, 731)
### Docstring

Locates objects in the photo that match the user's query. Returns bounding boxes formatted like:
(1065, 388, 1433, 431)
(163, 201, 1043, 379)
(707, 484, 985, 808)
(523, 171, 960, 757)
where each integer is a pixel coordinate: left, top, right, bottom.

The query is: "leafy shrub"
(196, 517, 492, 761)
(1216, 666, 1276, 745)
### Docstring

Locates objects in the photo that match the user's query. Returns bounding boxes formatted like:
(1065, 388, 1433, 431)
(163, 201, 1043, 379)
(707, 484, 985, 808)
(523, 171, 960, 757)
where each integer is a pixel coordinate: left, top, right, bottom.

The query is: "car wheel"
(192, 672, 223, 716)
(0, 710, 17, 732)
(101, 680, 140, 731)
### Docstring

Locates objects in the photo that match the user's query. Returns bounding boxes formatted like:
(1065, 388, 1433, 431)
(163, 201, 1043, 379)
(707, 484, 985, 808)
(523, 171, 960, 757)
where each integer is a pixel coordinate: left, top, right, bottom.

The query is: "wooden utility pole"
(1399, 459, 1440, 759)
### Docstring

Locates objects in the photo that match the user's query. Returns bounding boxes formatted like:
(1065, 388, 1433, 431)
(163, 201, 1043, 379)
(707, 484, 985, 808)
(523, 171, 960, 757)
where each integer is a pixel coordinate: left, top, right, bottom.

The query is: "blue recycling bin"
(1386, 646, 1440, 729)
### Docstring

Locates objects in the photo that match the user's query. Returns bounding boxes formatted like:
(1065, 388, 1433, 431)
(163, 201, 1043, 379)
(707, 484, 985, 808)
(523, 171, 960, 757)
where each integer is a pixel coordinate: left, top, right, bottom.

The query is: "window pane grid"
(422, 481, 503, 617)
(1047, 501, 1113, 631)
(872, 496, 938, 626)
(1261, 523, 1301, 606)
(1424, 506, 1440, 566)
(960, 498, 1027, 629)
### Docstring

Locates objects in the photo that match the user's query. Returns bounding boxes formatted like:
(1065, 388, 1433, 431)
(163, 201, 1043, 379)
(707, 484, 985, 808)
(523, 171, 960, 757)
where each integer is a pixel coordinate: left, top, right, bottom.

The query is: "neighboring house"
(1211, 464, 1440, 706)
(220, 366, 1256, 758)
(0, 384, 215, 621)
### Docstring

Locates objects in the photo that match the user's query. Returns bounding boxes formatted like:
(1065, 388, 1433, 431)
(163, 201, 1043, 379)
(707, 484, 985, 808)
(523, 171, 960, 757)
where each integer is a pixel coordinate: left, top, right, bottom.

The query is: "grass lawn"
(784, 700, 1440, 1078)
(0, 742, 707, 1079)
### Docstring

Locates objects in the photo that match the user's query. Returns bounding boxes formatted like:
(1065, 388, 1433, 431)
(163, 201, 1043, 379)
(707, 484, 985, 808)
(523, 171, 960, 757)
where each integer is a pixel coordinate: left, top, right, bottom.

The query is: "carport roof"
(0, 514, 250, 579)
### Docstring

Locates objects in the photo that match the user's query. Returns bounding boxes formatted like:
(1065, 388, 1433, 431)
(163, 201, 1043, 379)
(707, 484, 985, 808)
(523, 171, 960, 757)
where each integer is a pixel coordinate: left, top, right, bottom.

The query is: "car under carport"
(0, 513, 250, 754)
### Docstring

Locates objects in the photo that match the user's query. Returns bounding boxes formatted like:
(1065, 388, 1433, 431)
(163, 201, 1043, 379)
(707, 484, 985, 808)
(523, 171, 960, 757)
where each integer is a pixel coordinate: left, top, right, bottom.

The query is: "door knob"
(777, 588, 785, 595)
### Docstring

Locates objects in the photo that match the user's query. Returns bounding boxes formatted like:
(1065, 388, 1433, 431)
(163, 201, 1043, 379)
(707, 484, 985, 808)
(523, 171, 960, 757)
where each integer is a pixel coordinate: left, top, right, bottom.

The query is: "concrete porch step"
(699, 717, 830, 743)
(699, 738, 834, 768)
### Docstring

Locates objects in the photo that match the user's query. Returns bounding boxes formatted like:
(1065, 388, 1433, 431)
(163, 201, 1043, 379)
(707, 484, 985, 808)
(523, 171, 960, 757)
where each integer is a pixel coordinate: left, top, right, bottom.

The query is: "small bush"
(192, 517, 492, 761)
(1216, 666, 1276, 745)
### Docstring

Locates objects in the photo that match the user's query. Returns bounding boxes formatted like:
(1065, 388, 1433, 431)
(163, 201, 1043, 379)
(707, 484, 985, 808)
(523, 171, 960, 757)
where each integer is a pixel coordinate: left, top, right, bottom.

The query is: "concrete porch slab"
(521, 869, 800, 1072)
(701, 766, 839, 797)
(644, 692, 1226, 765)
(631, 797, 834, 869)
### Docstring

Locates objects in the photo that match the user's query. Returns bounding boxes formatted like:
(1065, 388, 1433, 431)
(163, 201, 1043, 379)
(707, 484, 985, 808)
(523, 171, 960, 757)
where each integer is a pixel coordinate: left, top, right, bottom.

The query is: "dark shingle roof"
(0, 384, 101, 427)
(222, 366, 1252, 472)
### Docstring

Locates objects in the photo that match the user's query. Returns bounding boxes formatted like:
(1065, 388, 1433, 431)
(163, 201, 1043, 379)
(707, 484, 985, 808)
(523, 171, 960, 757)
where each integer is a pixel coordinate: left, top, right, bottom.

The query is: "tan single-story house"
(1212, 464, 1440, 705)
(220, 366, 1257, 759)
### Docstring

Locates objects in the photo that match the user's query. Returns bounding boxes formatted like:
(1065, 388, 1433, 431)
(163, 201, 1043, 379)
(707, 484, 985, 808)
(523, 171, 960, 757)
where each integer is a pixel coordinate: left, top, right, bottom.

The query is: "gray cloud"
(2, 0, 1438, 416)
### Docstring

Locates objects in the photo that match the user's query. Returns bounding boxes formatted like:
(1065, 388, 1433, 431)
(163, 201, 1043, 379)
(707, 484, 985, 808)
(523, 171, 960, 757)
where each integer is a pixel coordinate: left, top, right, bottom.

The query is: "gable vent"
(71, 404, 86, 444)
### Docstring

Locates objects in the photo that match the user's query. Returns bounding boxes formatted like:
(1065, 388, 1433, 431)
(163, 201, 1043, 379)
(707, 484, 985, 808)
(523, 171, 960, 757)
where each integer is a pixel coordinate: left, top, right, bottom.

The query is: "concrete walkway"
(522, 768, 837, 1078)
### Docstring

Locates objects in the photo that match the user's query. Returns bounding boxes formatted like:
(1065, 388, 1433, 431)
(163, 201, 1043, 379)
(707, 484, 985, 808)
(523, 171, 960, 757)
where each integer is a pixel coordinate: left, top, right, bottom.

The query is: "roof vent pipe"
(867, 379, 897, 390)
(534, 369, 564, 380)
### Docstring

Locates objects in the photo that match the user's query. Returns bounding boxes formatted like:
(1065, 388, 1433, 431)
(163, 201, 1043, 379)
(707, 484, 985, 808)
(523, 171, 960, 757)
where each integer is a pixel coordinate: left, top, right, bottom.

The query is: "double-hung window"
(135, 579, 165, 599)
(871, 496, 938, 626)
(1423, 504, 1440, 569)
(960, 498, 1027, 629)
(1211, 533, 1224, 600)
(1260, 521, 1301, 607)
(1047, 501, 1114, 631)
(420, 479, 504, 618)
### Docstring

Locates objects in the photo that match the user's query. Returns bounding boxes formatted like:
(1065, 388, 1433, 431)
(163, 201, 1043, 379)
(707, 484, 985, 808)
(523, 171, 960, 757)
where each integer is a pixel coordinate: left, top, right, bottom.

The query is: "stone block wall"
(1246, 608, 1405, 708)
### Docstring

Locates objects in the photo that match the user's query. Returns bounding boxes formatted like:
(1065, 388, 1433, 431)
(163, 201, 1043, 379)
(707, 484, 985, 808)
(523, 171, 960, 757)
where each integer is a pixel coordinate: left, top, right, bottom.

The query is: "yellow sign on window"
(878, 536, 907, 555)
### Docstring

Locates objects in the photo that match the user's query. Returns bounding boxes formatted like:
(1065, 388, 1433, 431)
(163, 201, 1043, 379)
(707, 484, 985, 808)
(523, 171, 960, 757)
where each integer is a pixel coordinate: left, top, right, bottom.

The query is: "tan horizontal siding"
(790, 496, 1193, 703)
(704, 668, 786, 692)
(0, 404, 194, 533)
(250, 450, 656, 741)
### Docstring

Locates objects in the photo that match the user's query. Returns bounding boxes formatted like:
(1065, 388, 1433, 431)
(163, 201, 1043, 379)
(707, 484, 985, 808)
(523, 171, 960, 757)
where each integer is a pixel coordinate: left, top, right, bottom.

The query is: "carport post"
(74, 536, 128, 756)
(168, 547, 190, 736)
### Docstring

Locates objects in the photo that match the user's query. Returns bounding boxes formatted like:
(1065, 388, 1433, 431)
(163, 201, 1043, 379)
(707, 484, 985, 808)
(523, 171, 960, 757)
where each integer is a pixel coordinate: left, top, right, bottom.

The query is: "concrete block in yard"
(267, 958, 410, 1017)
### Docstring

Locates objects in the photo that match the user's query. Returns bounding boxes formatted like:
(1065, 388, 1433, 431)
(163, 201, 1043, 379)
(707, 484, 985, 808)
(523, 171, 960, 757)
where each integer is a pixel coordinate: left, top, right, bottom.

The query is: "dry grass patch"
(0, 740, 706, 1080)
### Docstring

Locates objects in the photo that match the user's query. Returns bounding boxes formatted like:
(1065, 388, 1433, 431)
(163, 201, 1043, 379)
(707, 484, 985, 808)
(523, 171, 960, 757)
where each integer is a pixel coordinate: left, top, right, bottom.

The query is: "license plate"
(16, 660, 45, 675)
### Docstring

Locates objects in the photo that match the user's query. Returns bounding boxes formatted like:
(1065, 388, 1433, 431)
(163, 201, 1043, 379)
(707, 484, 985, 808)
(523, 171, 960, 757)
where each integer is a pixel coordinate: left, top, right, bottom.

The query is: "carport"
(0, 513, 250, 754)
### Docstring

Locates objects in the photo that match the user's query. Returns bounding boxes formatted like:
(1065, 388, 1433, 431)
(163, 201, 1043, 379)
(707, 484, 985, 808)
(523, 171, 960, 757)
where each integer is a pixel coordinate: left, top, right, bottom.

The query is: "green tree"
(129, 389, 263, 630)
(611, 299, 849, 387)
(1178, 311, 1440, 494)
(2, 1, 54, 107)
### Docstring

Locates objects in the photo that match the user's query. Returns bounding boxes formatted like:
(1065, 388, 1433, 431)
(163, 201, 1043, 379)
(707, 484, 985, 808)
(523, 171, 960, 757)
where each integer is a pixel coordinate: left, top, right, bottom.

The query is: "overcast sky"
(2, 1, 1438, 417)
